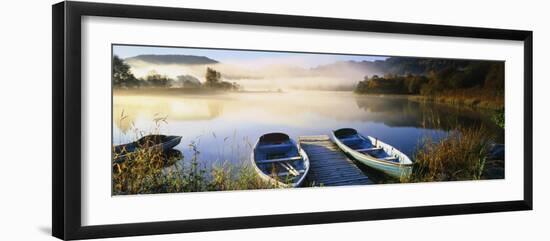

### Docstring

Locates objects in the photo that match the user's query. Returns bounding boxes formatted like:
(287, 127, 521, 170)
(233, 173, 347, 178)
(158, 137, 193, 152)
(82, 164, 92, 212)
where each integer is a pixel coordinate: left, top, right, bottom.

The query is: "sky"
(113, 45, 388, 68)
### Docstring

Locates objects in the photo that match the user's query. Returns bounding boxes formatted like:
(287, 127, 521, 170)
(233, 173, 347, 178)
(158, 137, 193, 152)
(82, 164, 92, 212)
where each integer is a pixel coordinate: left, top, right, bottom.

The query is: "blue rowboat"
(251, 133, 310, 187)
(332, 128, 413, 179)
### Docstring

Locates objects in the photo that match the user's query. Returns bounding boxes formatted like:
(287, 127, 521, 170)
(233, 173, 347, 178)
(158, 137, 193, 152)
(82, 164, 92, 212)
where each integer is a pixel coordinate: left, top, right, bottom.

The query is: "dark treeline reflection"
(354, 95, 503, 142)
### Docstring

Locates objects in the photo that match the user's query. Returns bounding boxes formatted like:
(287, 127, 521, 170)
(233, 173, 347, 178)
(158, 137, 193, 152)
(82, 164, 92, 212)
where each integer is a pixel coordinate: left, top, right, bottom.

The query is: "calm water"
(113, 91, 503, 168)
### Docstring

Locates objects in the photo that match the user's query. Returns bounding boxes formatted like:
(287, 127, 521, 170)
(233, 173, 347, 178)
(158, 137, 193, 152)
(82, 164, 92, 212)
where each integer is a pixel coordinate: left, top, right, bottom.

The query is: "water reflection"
(114, 95, 224, 134)
(354, 95, 501, 133)
(113, 91, 503, 167)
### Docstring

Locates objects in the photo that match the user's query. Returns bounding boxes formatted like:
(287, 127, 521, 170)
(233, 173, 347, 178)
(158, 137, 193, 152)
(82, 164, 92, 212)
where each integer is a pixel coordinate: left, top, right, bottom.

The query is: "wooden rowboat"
(332, 128, 413, 179)
(113, 135, 182, 164)
(251, 133, 310, 187)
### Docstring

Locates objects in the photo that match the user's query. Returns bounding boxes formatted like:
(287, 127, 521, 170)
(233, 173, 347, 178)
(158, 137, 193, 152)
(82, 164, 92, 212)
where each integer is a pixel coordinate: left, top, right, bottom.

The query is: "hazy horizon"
(113, 45, 390, 90)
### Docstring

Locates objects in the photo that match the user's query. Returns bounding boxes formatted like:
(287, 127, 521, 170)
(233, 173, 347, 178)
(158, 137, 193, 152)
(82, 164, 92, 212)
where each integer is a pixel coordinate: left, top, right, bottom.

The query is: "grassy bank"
(113, 87, 229, 96)
(408, 88, 504, 110)
(112, 87, 285, 97)
(112, 140, 283, 195)
(405, 125, 497, 183)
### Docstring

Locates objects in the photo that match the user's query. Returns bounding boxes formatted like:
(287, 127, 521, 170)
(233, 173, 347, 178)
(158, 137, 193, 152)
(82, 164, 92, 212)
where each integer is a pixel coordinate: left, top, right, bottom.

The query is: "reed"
(492, 108, 505, 128)
(406, 125, 494, 182)
(112, 113, 175, 194)
(112, 144, 178, 194)
(112, 141, 279, 195)
(410, 88, 504, 110)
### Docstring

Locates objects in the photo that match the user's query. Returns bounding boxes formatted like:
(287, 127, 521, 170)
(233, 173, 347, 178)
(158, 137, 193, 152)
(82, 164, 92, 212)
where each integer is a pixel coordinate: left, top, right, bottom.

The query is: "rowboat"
(251, 133, 310, 188)
(332, 128, 413, 179)
(113, 135, 182, 164)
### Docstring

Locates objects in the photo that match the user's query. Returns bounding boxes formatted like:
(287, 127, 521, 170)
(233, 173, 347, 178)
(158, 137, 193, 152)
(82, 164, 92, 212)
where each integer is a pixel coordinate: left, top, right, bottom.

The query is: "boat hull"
(113, 135, 182, 164)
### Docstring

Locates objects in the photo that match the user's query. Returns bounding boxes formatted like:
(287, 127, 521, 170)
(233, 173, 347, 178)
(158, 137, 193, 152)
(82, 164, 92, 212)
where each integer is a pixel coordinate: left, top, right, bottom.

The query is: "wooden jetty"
(299, 135, 373, 186)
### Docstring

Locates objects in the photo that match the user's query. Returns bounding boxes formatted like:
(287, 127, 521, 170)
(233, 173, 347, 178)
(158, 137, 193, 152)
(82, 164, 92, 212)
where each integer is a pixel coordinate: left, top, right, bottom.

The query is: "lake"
(113, 90, 503, 170)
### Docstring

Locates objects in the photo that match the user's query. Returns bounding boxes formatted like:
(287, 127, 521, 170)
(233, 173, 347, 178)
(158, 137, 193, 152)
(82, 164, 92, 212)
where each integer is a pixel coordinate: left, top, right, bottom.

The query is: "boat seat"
(381, 156, 399, 162)
(340, 137, 363, 146)
(258, 143, 292, 149)
(340, 136, 361, 141)
(257, 144, 293, 153)
(355, 147, 382, 152)
(256, 156, 302, 164)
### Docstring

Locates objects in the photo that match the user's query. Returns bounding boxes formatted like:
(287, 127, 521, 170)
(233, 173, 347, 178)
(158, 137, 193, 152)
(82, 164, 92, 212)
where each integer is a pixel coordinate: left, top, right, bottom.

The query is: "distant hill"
(310, 57, 480, 77)
(380, 57, 473, 75)
(310, 60, 386, 77)
(125, 54, 219, 65)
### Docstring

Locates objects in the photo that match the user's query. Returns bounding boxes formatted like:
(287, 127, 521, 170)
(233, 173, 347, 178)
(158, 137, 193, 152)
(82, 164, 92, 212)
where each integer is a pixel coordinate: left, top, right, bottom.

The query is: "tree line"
(355, 60, 504, 96)
(112, 55, 240, 90)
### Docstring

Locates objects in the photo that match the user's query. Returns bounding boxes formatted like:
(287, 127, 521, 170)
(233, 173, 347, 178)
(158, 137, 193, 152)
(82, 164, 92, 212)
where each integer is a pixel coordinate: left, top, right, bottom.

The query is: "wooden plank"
(303, 146, 340, 151)
(310, 163, 356, 169)
(302, 141, 336, 145)
(311, 169, 362, 176)
(308, 154, 346, 160)
(307, 158, 352, 165)
(301, 148, 340, 153)
(299, 135, 330, 141)
(322, 177, 371, 185)
(310, 164, 361, 171)
(311, 171, 367, 180)
(301, 146, 336, 150)
(306, 154, 351, 159)
(303, 142, 338, 146)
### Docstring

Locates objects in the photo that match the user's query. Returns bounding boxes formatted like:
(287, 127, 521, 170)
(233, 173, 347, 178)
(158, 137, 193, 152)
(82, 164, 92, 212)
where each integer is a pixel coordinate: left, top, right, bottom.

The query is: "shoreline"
(407, 95, 504, 111)
(113, 87, 283, 95)
(354, 92, 503, 111)
(113, 88, 361, 95)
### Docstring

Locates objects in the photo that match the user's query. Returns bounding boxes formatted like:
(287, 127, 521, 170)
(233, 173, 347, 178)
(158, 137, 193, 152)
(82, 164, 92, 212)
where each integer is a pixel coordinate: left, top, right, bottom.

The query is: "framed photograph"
(52, 1, 533, 240)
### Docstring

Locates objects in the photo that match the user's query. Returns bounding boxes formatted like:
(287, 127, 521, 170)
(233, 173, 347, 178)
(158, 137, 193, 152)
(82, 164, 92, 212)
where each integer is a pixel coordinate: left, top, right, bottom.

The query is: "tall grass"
(492, 108, 505, 128)
(407, 125, 494, 182)
(112, 139, 279, 195)
(112, 113, 175, 194)
(112, 147, 182, 194)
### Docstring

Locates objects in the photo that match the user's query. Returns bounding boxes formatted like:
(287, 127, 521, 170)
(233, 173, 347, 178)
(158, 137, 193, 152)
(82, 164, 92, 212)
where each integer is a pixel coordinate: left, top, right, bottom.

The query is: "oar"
(277, 163, 293, 176)
(284, 162, 300, 176)
(278, 162, 299, 176)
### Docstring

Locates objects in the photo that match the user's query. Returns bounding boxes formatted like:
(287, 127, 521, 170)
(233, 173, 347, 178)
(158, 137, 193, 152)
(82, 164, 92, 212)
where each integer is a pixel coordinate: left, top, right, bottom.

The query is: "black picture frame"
(52, 1, 533, 240)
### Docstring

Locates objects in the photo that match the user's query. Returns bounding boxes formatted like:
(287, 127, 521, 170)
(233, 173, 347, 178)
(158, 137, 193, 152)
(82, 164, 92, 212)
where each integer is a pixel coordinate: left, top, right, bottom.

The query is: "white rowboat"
(332, 128, 413, 179)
